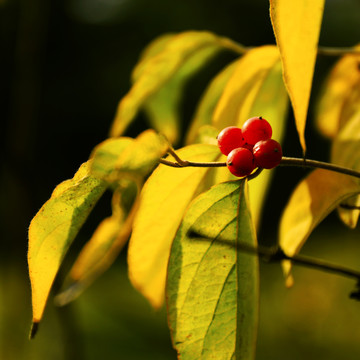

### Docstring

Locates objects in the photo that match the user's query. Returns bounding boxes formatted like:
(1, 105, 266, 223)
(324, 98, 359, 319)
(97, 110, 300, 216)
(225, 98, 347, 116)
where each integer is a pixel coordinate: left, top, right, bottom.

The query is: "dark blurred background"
(1, 0, 360, 359)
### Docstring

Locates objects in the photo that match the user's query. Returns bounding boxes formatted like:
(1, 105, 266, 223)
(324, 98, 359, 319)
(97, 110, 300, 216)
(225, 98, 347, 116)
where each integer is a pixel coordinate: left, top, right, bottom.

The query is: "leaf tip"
(29, 321, 39, 339)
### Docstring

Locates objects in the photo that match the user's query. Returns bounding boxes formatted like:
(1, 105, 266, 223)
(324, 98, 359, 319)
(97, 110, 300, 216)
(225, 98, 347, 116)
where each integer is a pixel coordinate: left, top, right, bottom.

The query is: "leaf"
(331, 111, 360, 227)
(127, 144, 221, 308)
(28, 161, 107, 331)
(279, 169, 360, 285)
(110, 31, 245, 141)
(167, 180, 259, 360)
(186, 60, 238, 145)
(315, 47, 360, 138)
(54, 181, 138, 305)
(212, 45, 280, 131)
(91, 130, 168, 182)
(270, 0, 325, 153)
(211, 56, 289, 227)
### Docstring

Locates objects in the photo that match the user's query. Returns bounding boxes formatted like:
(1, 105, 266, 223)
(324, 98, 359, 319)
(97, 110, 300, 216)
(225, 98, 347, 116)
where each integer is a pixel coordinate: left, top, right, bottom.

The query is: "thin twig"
(317, 46, 360, 56)
(189, 231, 360, 281)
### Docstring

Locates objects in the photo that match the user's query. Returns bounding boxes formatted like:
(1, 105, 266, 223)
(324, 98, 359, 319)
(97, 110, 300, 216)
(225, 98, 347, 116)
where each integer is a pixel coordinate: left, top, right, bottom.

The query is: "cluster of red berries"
(217, 116, 282, 177)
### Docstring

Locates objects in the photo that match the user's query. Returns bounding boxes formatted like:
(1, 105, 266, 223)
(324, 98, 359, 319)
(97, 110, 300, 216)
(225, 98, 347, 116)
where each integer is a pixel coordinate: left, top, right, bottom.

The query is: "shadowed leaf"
(315, 47, 360, 138)
(28, 161, 107, 327)
(279, 169, 360, 286)
(270, 0, 325, 153)
(331, 111, 360, 228)
(167, 180, 258, 360)
(55, 181, 138, 305)
(127, 144, 221, 308)
(110, 31, 245, 142)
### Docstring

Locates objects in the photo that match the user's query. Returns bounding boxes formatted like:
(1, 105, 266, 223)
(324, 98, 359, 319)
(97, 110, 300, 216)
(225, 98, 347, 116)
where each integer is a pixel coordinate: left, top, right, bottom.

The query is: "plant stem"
(189, 231, 360, 282)
(317, 46, 360, 56)
(159, 155, 360, 180)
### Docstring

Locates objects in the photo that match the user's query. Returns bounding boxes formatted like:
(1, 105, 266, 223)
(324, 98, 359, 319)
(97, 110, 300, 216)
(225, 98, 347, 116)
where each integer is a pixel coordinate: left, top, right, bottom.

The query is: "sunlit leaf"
(212, 45, 280, 131)
(279, 169, 360, 285)
(186, 60, 238, 145)
(110, 31, 245, 141)
(91, 130, 168, 182)
(127, 144, 221, 308)
(270, 0, 325, 153)
(211, 56, 289, 227)
(331, 111, 360, 228)
(167, 180, 258, 359)
(315, 47, 360, 138)
(54, 181, 138, 305)
(28, 161, 107, 331)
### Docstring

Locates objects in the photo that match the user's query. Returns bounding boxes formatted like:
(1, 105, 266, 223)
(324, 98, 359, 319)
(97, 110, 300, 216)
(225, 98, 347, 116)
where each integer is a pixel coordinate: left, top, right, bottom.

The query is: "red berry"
(217, 126, 245, 155)
(226, 147, 256, 177)
(242, 116, 272, 145)
(253, 139, 282, 169)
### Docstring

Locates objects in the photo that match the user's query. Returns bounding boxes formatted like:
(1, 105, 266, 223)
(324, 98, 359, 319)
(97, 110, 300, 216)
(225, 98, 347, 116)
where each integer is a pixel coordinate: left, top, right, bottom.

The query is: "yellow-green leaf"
(110, 31, 245, 140)
(315, 47, 360, 138)
(270, 0, 325, 153)
(54, 181, 138, 305)
(28, 161, 107, 331)
(211, 55, 289, 227)
(279, 169, 360, 285)
(331, 111, 360, 227)
(186, 60, 238, 145)
(127, 144, 221, 308)
(212, 45, 280, 130)
(167, 180, 258, 359)
(91, 130, 168, 182)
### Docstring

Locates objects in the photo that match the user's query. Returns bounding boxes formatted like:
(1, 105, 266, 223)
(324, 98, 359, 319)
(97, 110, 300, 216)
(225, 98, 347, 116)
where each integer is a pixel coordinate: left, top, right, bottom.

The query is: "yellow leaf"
(279, 169, 360, 284)
(127, 144, 221, 308)
(186, 60, 238, 145)
(212, 45, 280, 130)
(270, 0, 325, 153)
(315, 47, 360, 138)
(211, 54, 289, 227)
(28, 161, 107, 331)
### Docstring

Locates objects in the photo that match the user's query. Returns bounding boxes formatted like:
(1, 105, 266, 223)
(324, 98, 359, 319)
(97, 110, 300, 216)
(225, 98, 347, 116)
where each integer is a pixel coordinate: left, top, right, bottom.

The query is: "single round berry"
(253, 139, 282, 169)
(226, 147, 256, 177)
(242, 116, 272, 145)
(217, 126, 245, 155)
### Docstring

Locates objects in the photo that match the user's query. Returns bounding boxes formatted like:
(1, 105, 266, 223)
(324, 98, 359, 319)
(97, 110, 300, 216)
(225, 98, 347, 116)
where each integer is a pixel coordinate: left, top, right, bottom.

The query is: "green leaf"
(109, 31, 245, 141)
(91, 130, 168, 182)
(315, 46, 360, 138)
(279, 169, 360, 285)
(127, 144, 221, 308)
(167, 180, 259, 360)
(212, 45, 280, 131)
(28, 161, 107, 328)
(186, 60, 238, 145)
(54, 181, 138, 306)
(331, 111, 360, 228)
(270, 0, 325, 153)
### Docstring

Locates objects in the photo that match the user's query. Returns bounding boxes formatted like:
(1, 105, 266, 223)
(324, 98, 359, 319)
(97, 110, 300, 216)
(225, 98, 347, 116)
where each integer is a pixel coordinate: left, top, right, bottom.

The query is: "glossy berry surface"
(217, 126, 245, 155)
(253, 139, 282, 169)
(242, 116, 272, 145)
(227, 147, 256, 177)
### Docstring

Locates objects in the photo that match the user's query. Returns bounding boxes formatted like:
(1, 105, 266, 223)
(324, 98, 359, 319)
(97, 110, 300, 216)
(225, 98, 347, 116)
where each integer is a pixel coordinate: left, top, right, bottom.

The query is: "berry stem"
(159, 154, 360, 179)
